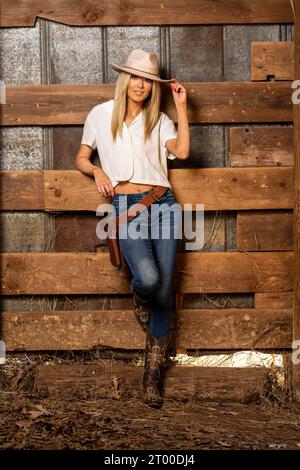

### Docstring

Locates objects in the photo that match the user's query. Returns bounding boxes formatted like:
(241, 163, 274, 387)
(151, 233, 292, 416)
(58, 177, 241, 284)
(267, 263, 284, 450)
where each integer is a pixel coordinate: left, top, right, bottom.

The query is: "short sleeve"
(160, 113, 178, 160)
(81, 113, 97, 150)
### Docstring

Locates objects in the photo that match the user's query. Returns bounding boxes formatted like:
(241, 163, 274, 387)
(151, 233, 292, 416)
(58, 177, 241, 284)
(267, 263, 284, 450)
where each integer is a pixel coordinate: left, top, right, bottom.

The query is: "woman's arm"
(75, 144, 99, 175)
(75, 144, 115, 197)
(165, 80, 190, 159)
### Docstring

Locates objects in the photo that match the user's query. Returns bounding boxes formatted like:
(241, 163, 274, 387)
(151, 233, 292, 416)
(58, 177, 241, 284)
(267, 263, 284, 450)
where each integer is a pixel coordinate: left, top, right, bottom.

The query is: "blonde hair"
(111, 71, 161, 143)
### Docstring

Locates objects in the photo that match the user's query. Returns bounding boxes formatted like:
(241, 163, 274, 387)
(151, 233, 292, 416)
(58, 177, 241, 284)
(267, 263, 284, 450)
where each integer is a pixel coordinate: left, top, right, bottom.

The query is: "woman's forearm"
(75, 156, 103, 177)
(176, 105, 190, 159)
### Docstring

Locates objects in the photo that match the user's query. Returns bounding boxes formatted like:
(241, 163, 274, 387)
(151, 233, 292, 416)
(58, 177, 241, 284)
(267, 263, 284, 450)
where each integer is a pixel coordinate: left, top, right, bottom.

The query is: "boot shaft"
(143, 331, 170, 386)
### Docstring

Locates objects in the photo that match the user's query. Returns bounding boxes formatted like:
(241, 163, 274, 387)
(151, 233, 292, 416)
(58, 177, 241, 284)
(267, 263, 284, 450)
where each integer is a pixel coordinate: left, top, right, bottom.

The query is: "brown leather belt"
(116, 185, 169, 228)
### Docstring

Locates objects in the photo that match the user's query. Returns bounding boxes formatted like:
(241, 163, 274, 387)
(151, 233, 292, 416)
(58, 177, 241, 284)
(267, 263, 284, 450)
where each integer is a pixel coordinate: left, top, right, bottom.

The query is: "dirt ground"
(0, 391, 300, 450)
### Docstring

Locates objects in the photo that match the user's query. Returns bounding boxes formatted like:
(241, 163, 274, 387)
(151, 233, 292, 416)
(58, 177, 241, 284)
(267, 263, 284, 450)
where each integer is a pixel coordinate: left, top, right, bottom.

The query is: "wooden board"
(237, 211, 293, 251)
(55, 213, 225, 253)
(229, 127, 294, 166)
(293, 0, 300, 402)
(1, 308, 292, 350)
(1, 168, 293, 211)
(0, 171, 44, 210)
(0, 252, 293, 295)
(54, 214, 102, 252)
(251, 42, 294, 81)
(255, 292, 293, 309)
(44, 168, 293, 211)
(0, 82, 293, 125)
(34, 363, 268, 402)
(0, 0, 293, 27)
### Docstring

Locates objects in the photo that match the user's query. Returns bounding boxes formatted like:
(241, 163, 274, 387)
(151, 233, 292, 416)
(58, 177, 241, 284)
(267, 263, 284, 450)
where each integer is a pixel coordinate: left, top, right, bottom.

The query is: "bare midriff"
(114, 181, 155, 194)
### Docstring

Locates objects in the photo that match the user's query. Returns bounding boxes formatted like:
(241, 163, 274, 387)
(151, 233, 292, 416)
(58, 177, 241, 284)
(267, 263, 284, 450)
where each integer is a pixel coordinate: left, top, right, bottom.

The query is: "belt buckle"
(149, 189, 161, 202)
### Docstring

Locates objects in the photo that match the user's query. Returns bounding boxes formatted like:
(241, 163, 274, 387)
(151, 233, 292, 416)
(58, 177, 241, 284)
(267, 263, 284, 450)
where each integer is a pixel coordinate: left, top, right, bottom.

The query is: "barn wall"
(0, 20, 293, 315)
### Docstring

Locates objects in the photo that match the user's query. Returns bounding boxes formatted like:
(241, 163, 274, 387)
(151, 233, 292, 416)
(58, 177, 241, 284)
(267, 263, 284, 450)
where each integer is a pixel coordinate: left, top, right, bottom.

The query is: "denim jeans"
(111, 188, 182, 339)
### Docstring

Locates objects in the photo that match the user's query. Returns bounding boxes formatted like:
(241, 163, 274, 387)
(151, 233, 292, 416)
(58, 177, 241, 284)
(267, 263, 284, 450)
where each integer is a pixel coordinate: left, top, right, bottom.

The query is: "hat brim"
(109, 63, 175, 83)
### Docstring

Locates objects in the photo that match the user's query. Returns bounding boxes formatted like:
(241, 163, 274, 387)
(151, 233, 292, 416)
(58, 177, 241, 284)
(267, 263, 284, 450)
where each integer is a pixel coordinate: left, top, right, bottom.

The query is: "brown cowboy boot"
(131, 281, 154, 332)
(142, 330, 171, 408)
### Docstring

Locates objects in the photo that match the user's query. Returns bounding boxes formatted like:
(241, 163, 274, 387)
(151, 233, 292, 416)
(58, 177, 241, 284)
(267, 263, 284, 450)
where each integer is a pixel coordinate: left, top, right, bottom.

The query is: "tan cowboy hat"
(109, 49, 175, 83)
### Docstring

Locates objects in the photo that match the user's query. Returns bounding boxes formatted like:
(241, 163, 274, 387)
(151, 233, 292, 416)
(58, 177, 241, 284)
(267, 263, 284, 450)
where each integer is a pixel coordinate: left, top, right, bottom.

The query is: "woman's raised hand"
(170, 79, 187, 108)
(93, 167, 115, 198)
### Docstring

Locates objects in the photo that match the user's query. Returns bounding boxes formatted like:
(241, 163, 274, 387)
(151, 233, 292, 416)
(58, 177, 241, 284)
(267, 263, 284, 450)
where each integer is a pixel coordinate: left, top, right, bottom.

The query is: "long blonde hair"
(111, 72, 161, 143)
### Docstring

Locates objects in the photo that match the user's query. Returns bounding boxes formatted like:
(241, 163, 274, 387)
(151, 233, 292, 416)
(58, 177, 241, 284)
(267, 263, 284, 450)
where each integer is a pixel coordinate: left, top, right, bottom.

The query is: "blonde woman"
(75, 49, 190, 408)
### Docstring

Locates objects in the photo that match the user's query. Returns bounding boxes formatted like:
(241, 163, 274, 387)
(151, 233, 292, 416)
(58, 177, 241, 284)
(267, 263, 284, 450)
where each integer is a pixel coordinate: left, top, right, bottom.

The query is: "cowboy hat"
(109, 49, 175, 83)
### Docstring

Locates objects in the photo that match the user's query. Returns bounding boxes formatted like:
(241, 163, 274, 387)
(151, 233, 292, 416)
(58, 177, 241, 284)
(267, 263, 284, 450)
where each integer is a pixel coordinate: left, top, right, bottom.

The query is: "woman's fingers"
(98, 184, 105, 195)
(107, 183, 115, 198)
(99, 182, 114, 197)
(94, 171, 114, 197)
(103, 182, 114, 197)
(173, 83, 185, 92)
(171, 83, 185, 94)
(98, 183, 108, 195)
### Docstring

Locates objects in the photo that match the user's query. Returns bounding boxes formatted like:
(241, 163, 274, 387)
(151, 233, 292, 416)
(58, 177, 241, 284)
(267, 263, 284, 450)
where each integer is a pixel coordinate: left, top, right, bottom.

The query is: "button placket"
(127, 127, 134, 179)
(122, 125, 134, 180)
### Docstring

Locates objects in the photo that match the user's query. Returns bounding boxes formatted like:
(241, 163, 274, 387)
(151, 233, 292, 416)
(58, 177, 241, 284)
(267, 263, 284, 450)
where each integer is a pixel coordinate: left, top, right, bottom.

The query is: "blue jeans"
(112, 188, 181, 339)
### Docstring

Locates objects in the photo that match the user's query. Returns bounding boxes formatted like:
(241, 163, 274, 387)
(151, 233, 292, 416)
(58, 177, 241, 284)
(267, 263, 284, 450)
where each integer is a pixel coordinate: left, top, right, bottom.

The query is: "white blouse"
(80, 99, 178, 190)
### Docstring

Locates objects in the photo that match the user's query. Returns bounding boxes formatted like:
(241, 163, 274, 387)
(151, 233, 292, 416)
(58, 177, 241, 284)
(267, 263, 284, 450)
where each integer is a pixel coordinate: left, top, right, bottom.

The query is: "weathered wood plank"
(177, 252, 293, 295)
(1, 168, 293, 211)
(293, 0, 300, 402)
(44, 168, 294, 211)
(44, 171, 98, 212)
(0, 252, 293, 295)
(0, 171, 44, 210)
(0, 82, 292, 125)
(1, 308, 292, 351)
(0, 84, 113, 126)
(237, 211, 293, 251)
(255, 292, 293, 309)
(55, 213, 225, 253)
(35, 363, 267, 402)
(251, 42, 294, 81)
(229, 127, 294, 166)
(54, 214, 101, 252)
(0, 0, 293, 28)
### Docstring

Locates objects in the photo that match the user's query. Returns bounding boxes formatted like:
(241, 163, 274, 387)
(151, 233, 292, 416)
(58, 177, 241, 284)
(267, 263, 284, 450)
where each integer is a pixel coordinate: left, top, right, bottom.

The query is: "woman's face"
(127, 74, 153, 103)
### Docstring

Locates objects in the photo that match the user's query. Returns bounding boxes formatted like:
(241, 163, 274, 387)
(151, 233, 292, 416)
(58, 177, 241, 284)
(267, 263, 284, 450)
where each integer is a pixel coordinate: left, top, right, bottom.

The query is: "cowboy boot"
(142, 329, 171, 408)
(131, 281, 154, 332)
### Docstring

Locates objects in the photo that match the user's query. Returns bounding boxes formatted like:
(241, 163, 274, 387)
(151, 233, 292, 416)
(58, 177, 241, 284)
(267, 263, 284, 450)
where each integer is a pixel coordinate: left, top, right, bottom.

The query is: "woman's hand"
(93, 168, 115, 198)
(170, 79, 187, 108)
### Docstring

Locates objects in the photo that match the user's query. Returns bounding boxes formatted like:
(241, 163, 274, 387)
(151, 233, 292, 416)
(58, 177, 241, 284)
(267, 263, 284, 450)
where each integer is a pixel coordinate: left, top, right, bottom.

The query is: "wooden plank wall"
(0, 1, 297, 400)
(0, 82, 292, 125)
(0, 0, 294, 27)
(293, 0, 300, 402)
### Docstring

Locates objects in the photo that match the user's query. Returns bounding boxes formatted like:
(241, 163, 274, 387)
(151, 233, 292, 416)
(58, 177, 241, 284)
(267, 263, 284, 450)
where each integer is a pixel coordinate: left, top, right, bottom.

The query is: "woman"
(75, 49, 190, 408)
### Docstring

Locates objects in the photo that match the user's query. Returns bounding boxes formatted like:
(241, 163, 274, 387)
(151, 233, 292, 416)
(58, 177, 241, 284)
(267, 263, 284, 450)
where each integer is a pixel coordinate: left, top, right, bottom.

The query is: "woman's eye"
(131, 74, 152, 84)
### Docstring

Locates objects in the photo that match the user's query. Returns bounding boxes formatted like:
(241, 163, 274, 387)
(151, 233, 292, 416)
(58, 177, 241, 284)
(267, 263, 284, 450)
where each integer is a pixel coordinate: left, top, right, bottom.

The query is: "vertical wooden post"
(293, 0, 300, 401)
